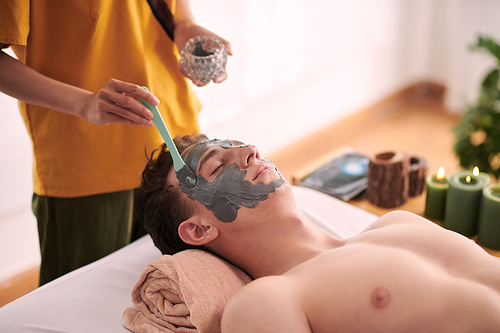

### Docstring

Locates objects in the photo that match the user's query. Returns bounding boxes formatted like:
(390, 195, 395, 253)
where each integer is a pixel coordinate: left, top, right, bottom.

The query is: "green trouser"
(32, 189, 148, 286)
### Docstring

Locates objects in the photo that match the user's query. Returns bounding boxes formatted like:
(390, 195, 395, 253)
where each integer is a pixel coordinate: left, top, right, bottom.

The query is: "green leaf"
(472, 35, 500, 61)
(480, 68, 499, 96)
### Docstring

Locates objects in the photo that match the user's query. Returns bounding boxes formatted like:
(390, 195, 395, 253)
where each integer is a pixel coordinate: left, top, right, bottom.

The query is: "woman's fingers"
(96, 79, 158, 126)
(100, 98, 154, 127)
(113, 80, 160, 106)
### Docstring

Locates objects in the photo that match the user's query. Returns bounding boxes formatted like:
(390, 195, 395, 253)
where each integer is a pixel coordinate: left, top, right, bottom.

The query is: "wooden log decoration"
(367, 151, 409, 208)
(408, 155, 428, 197)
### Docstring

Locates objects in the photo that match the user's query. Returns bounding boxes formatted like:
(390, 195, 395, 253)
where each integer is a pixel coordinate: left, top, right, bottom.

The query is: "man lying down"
(136, 134, 500, 333)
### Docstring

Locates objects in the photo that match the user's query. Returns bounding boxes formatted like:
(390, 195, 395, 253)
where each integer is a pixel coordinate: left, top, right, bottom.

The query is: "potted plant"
(453, 35, 500, 180)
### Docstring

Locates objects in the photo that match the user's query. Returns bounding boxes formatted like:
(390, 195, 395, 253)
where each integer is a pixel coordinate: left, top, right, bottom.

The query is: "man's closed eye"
(211, 163, 225, 176)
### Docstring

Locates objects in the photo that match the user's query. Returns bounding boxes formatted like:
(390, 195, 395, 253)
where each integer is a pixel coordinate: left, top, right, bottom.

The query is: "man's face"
(174, 139, 286, 222)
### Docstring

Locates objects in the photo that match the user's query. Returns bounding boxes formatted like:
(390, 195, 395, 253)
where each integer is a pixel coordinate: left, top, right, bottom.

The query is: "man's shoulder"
(362, 210, 439, 232)
(221, 276, 311, 333)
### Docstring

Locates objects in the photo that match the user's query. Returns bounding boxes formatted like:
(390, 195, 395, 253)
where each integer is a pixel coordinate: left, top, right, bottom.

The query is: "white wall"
(192, 0, 414, 156)
(1, 0, 499, 282)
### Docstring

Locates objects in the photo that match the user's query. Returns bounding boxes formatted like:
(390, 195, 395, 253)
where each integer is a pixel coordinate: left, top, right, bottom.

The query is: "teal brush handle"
(139, 87, 185, 172)
(139, 87, 197, 187)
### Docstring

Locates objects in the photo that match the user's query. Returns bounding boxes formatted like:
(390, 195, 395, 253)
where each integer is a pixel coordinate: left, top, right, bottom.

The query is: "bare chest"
(285, 231, 500, 333)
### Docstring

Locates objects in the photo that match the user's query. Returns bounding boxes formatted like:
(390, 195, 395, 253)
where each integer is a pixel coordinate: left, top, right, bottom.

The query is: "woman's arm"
(0, 48, 157, 127)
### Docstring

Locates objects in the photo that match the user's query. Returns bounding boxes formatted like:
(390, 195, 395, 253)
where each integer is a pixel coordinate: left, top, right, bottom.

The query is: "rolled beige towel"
(123, 249, 252, 333)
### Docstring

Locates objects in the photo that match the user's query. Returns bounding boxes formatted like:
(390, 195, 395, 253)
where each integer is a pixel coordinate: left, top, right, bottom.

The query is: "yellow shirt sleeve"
(0, 0, 30, 46)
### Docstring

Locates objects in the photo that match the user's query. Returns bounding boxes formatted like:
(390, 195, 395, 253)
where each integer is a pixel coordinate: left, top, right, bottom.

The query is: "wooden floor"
(1, 81, 498, 307)
(0, 266, 39, 307)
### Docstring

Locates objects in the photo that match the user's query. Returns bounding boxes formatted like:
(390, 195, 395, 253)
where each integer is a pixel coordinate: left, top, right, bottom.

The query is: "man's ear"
(178, 218, 219, 246)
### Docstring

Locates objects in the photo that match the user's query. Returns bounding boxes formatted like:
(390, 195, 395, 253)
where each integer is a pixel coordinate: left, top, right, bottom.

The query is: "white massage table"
(0, 186, 378, 332)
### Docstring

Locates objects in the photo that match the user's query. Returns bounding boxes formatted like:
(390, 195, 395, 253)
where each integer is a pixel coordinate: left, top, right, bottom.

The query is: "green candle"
(473, 166, 491, 185)
(479, 172, 491, 185)
(424, 167, 448, 221)
(443, 171, 488, 237)
(477, 185, 500, 250)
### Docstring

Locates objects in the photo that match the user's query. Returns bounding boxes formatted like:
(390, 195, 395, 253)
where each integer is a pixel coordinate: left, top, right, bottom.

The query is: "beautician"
(0, 0, 232, 286)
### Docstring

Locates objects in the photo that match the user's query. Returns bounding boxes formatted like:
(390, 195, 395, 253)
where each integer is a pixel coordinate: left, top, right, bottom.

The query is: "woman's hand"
(174, 22, 233, 87)
(81, 79, 159, 127)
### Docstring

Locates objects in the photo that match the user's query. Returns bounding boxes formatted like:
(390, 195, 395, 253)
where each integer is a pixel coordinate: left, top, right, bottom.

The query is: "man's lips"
(253, 163, 273, 181)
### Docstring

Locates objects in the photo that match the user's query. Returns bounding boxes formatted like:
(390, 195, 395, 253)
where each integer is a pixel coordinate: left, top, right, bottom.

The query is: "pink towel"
(123, 249, 252, 333)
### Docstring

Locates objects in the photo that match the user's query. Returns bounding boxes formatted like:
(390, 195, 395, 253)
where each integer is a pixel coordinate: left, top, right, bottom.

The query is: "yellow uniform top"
(0, 0, 201, 197)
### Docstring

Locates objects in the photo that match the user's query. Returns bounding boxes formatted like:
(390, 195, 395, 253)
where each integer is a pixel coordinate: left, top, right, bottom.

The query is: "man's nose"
(238, 144, 259, 168)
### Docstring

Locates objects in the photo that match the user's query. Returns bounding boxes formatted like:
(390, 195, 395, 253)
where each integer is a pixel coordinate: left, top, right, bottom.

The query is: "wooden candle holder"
(367, 151, 409, 208)
(408, 155, 428, 197)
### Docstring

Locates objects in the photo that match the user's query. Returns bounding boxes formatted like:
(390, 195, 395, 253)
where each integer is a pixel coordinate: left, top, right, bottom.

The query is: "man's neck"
(212, 214, 343, 279)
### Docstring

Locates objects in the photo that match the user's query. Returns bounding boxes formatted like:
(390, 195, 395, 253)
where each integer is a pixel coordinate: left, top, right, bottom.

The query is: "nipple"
(371, 287, 391, 309)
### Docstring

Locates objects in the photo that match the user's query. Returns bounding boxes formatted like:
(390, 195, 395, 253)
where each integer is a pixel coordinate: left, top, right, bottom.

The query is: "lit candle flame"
(436, 167, 445, 181)
(473, 166, 479, 176)
(466, 175, 471, 184)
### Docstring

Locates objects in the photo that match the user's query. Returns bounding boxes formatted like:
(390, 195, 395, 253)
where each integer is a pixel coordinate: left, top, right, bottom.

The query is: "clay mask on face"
(178, 139, 286, 222)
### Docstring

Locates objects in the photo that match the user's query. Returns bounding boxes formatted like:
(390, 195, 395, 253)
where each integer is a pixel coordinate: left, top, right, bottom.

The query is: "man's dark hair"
(136, 134, 209, 255)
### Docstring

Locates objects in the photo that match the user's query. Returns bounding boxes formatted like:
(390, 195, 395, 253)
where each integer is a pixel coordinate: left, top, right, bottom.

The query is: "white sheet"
(0, 186, 377, 332)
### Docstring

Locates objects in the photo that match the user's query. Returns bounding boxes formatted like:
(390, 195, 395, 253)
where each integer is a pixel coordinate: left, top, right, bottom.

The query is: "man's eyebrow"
(197, 148, 218, 174)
